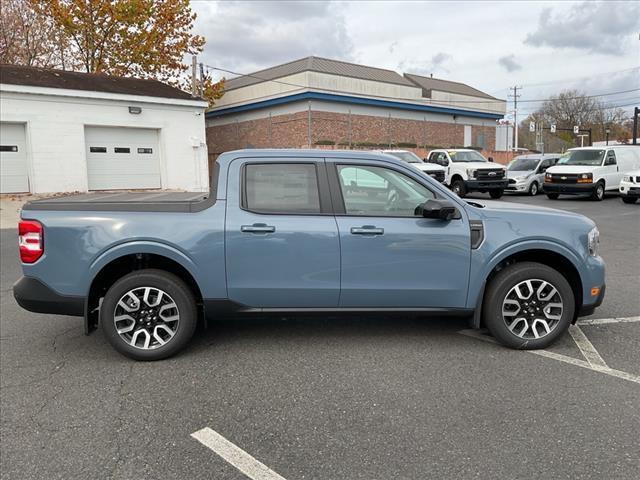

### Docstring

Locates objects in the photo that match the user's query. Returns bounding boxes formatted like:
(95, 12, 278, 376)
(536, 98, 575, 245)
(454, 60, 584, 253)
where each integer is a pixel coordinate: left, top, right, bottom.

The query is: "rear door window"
(244, 163, 321, 214)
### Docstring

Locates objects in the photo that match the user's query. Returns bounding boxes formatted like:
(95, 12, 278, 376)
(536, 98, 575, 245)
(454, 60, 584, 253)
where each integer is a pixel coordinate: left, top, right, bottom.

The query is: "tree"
(0, 0, 71, 68)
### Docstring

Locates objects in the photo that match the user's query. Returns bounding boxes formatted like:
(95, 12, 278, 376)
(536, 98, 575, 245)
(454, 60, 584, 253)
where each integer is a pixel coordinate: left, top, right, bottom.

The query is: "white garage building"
(0, 64, 209, 194)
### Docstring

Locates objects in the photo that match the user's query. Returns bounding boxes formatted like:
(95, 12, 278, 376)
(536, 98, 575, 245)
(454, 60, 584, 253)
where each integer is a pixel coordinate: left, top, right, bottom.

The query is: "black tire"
(100, 269, 197, 361)
(528, 181, 539, 196)
(590, 182, 605, 201)
(482, 262, 574, 349)
(546, 193, 559, 200)
(622, 196, 637, 204)
(489, 189, 504, 199)
(451, 179, 467, 198)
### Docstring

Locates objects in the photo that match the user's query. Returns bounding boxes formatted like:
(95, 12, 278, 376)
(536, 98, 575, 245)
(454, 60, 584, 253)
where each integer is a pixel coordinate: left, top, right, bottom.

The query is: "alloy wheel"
(501, 279, 563, 339)
(113, 287, 180, 350)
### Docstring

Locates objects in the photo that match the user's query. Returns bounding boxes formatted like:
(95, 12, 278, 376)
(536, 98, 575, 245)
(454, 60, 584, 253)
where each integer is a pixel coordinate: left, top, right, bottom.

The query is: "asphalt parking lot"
(1, 192, 639, 480)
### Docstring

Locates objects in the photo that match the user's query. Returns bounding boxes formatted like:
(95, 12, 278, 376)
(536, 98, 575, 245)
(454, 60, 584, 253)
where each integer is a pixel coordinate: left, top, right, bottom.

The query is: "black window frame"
(137, 147, 153, 154)
(240, 161, 333, 216)
(89, 146, 107, 153)
(605, 150, 617, 166)
(327, 161, 441, 218)
(114, 147, 131, 154)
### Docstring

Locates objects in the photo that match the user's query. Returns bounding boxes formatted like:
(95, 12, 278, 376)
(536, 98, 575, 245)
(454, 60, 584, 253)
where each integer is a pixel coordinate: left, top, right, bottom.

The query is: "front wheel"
(528, 182, 539, 196)
(489, 189, 504, 199)
(451, 179, 467, 198)
(546, 193, 559, 200)
(622, 196, 637, 204)
(482, 262, 574, 349)
(591, 182, 605, 201)
(100, 269, 197, 361)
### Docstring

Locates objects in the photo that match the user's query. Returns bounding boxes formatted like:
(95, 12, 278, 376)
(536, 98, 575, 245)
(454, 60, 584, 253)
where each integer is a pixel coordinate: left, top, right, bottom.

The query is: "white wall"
(0, 86, 208, 193)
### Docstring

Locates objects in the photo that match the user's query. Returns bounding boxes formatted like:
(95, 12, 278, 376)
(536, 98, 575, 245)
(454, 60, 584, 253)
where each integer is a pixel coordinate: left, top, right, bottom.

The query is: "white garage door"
(0, 123, 29, 193)
(85, 126, 161, 190)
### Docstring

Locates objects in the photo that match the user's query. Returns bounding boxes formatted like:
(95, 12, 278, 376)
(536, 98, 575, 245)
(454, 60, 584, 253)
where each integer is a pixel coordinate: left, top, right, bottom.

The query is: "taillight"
(18, 220, 44, 263)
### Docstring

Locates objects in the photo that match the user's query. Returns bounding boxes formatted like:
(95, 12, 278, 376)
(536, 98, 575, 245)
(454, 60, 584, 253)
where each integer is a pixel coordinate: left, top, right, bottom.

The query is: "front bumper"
(543, 183, 595, 195)
(13, 276, 84, 316)
(578, 284, 606, 317)
(506, 181, 530, 192)
(619, 184, 640, 197)
(465, 180, 508, 191)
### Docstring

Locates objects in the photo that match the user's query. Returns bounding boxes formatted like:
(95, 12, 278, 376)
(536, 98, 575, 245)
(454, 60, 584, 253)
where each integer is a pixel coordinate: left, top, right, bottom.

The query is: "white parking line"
(192, 428, 288, 480)
(577, 316, 640, 326)
(568, 325, 608, 369)
(458, 329, 640, 385)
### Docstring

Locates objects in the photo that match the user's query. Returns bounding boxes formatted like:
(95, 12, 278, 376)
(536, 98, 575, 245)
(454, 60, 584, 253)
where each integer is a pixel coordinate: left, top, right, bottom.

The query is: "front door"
(329, 161, 471, 308)
(225, 159, 340, 308)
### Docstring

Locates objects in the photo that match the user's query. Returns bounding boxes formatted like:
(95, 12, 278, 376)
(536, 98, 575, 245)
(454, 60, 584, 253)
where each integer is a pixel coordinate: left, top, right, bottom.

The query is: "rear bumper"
(465, 180, 508, 191)
(543, 183, 595, 194)
(13, 276, 84, 316)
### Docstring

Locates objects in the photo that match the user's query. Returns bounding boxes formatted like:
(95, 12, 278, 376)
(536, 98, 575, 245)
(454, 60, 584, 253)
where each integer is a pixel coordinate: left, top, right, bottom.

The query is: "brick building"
(206, 57, 507, 156)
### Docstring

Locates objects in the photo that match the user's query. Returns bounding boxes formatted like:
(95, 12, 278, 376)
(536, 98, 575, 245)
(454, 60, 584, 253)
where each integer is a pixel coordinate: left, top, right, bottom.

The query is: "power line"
(205, 63, 639, 106)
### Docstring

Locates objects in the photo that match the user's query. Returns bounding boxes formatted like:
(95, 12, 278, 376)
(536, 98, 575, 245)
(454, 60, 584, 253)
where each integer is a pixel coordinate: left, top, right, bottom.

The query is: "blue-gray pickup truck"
(14, 149, 605, 360)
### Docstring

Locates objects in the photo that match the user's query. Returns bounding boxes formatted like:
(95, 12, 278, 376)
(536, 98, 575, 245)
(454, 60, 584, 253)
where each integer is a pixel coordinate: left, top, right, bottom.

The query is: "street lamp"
(605, 128, 611, 146)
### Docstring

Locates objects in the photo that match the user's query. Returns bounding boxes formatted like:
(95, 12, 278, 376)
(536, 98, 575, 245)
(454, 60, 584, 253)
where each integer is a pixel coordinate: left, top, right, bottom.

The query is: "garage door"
(85, 126, 161, 190)
(0, 123, 29, 193)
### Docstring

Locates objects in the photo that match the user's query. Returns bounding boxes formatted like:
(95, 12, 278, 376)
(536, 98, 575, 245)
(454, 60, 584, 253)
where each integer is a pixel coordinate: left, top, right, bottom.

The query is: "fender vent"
(470, 220, 484, 249)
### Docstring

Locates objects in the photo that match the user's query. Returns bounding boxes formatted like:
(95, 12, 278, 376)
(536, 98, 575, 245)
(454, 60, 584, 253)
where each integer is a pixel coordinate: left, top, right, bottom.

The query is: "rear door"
(328, 159, 471, 308)
(225, 158, 340, 308)
(0, 123, 29, 193)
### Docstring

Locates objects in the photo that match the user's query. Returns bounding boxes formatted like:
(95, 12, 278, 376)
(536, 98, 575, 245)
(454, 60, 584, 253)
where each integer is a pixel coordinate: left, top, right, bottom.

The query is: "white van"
(543, 146, 640, 201)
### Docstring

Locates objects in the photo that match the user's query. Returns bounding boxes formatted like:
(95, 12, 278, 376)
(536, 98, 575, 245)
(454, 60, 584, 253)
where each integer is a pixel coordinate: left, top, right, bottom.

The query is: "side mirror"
(415, 199, 458, 220)
(488, 157, 494, 162)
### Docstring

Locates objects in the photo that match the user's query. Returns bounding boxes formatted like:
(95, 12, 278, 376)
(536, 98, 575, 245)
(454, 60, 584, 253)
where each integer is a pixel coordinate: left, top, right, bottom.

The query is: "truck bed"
(22, 191, 213, 213)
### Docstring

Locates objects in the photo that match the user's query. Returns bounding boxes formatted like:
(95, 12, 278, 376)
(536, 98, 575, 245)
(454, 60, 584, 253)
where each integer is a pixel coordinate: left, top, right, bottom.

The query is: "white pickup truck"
(425, 149, 508, 198)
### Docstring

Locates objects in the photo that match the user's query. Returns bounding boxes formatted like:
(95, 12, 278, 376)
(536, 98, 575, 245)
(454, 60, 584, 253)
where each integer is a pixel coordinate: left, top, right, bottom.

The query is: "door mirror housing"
(415, 199, 459, 220)
(488, 156, 494, 162)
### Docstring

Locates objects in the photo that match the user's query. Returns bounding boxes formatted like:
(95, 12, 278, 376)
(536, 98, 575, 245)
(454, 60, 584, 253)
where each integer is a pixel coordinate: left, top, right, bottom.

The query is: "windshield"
(508, 157, 540, 171)
(449, 150, 487, 163)
(557, 150, 605, 166)
(386, 151, 422, 163)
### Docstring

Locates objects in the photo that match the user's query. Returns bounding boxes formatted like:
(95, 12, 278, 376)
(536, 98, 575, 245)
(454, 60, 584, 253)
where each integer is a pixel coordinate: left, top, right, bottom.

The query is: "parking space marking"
(458, 329, 640, 385)
(568, 325, 608, 369)
(577, 316, 640, 326)
(191, 427, 288, 480)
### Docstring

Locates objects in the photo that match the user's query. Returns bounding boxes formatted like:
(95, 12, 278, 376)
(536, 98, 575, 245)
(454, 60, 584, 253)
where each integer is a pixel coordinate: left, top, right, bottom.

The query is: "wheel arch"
(472, 246, 583, 328)
(85, 243, 203, 333)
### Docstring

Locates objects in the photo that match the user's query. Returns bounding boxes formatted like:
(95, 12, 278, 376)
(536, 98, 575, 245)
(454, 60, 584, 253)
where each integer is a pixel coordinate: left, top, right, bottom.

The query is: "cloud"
(525, 1, 640, 55)
(193, 1, 354, 79)
(498, 54, 522, 72)
(398, 52, 452, 76)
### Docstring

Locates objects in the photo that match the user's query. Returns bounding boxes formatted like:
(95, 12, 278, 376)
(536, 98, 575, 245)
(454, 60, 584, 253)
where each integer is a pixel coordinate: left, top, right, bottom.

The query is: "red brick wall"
(206, 110, 496, 155)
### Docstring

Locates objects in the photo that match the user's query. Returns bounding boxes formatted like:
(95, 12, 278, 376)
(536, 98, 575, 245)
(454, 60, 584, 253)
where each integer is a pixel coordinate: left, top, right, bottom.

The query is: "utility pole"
(199, 63, 205, 97)
(633, 107, 639, 145)
(509, 86, 522, 151)
(191, 56, 198, 97)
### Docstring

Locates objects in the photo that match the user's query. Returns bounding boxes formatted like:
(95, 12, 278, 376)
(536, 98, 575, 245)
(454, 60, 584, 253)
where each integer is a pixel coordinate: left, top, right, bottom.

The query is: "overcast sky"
(191, 0, 640, 117)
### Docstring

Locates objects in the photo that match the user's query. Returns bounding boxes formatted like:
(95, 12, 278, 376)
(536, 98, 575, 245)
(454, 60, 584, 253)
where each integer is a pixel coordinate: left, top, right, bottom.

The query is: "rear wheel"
(451, 179, 467, 197)
(622, 196, 637, 204)
(528, 181, 539, 196)
(546, 193, 559, 200)
(483, 262, 574, 349)
(591, 182, 605, 201)
(489, 189, 504, 199)
(100, 269, 197, 361)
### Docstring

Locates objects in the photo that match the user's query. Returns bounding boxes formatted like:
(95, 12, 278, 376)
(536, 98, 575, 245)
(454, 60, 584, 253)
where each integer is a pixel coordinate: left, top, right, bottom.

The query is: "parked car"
(506, 154, 560, 196)
(544, 146, 640, 201)
(425, 149, 507, 198)
(377, 149, 446, 183)
(14, 149, 605, 360)
(619, 169, 640, 204)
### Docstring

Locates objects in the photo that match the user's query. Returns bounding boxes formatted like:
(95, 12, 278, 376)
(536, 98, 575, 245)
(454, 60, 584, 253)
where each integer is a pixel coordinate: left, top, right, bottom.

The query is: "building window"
(89, 146, 107, 153)
(0, 145, 18, 152)
(114, 147, 131, 153)
(244, 163, 321, 214)
(137, 148, 153, 154)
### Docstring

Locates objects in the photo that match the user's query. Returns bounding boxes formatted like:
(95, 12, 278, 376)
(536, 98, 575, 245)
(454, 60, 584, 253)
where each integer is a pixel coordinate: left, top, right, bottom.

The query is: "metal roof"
(404, 73, 498, 100)
(0, 64, 197, 100)
(224, 56, 416, 91)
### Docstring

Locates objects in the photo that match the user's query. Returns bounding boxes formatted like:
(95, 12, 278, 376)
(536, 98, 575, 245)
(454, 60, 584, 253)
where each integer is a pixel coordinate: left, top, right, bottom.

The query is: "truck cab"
(544, 146, 640, 201)
(426, 149, 507, 198)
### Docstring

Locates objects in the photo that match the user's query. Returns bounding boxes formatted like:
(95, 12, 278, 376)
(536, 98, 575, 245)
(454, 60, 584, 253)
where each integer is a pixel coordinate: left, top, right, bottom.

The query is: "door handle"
(350, 226, 384, 235)
(241, 224, 276, 233)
